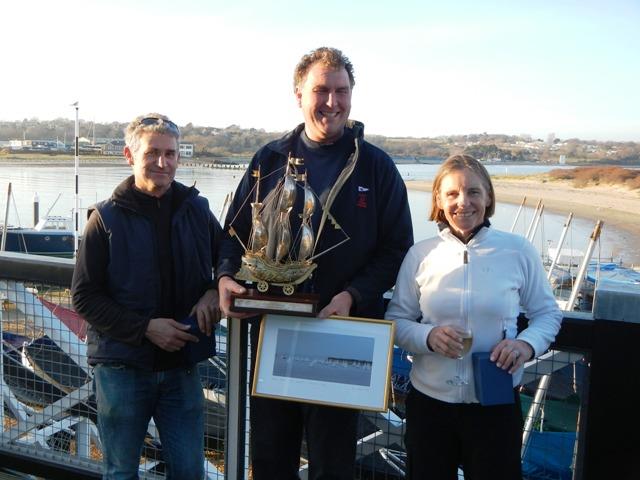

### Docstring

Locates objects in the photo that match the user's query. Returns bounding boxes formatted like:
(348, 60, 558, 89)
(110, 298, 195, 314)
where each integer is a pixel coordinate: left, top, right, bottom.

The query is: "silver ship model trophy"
(228, 155, 350, 316)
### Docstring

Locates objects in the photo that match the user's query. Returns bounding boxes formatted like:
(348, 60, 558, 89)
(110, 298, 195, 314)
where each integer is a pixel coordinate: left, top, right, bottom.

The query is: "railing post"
(225, 317, 249, 480)
(582, 285, 640, 479)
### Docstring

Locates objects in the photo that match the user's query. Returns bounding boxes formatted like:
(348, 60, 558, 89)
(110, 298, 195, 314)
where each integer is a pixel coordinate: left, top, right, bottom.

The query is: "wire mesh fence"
(1, 271, 228, 479)
(1, 253, 587, 479)
(352, 347, 585, 480)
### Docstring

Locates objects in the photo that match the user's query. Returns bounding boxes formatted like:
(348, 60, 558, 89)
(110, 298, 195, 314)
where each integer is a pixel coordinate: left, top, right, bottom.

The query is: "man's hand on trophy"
(218, 276, 252, 319)
(318, 290, 353, 318)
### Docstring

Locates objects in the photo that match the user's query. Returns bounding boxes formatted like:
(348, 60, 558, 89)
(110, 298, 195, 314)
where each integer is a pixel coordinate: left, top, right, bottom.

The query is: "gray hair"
(124, 113, 180, 152)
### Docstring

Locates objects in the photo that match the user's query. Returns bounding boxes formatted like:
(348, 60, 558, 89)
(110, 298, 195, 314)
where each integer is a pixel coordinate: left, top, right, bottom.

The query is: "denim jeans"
(93, 364, 205, 480)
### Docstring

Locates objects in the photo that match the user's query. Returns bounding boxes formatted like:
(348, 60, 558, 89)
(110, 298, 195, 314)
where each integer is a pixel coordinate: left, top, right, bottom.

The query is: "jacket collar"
(267, 120, 365, 157)
(110, 175, 197, 213)
(437, 219, 491, 244)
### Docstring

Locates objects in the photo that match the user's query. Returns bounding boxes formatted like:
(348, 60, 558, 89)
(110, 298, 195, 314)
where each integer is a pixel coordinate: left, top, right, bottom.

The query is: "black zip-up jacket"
(71, 177, 222, 369)
(217, 121, 414, 318)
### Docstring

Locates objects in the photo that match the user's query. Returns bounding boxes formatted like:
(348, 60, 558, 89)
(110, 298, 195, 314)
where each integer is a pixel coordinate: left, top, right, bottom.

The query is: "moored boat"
(1, 216, 75, 258)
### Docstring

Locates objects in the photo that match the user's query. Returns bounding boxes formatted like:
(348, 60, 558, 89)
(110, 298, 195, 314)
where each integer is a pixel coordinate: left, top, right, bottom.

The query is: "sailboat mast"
(1, 183, 11, 252)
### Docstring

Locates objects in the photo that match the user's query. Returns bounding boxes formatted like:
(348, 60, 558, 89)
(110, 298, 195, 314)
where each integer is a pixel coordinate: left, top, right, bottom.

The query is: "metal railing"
(1, 252, 227, 479)
(2, 250, 636, 480)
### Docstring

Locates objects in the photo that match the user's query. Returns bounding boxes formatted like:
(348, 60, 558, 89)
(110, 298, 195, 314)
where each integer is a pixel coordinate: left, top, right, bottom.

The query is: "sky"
(1, 0, 639, 142)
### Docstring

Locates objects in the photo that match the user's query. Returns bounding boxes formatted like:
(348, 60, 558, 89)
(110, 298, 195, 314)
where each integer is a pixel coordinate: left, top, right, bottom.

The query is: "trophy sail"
(248, 168, 268, 252)
(280, 170, 296, 211)
(275, 208, 292, 262)
(249, 202, 268, 252)
(273, 165, 296, 262)
(302, 179, 315, 218)
(298, 181, 316, 261)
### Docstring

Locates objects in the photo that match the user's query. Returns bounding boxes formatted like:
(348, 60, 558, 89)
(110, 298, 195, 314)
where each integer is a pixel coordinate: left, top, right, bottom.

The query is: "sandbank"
(406, 178, 640, 239)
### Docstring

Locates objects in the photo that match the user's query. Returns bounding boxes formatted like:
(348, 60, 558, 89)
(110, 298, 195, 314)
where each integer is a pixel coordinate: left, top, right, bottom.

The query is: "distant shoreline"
(2, 154, 637, 167)
(4, 155, 639, 244)
(406, 178, 640, 243)
(0, 156, 124, 167)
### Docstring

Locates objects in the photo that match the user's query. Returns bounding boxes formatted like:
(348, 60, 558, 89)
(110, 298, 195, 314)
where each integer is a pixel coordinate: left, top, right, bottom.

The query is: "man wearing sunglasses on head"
(72, 113, 222, 479)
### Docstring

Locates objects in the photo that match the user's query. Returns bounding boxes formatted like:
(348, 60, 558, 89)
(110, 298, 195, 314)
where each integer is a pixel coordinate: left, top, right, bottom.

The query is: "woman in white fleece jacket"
(385, 154, 562, 480)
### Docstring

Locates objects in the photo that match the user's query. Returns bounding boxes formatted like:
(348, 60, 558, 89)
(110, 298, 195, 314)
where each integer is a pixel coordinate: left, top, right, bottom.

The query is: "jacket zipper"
(461, 248, 470, 402)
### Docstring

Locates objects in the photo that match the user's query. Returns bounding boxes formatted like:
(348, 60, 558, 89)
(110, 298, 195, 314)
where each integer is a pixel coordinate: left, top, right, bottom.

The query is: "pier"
(181, 161, 248, 170)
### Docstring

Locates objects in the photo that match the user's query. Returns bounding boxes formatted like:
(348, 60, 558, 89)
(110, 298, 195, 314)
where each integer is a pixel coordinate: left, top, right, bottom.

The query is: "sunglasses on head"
(138, 117, 180, 135)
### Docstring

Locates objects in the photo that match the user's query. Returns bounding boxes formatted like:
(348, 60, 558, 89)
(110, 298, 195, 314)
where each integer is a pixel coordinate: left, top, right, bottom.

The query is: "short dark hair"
(293, 47, 355, 90)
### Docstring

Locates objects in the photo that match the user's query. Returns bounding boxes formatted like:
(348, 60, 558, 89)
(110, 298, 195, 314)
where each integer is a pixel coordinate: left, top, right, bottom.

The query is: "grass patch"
(547, 166, 640, 189)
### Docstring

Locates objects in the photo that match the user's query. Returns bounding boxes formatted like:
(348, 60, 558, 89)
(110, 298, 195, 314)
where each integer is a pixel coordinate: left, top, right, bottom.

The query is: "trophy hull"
(236, 253, 317, 290)
(231, 253, 320, 316)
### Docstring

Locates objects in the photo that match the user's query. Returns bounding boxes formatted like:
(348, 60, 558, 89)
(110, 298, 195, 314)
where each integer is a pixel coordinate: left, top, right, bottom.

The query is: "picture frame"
(252, 313, 395, 412)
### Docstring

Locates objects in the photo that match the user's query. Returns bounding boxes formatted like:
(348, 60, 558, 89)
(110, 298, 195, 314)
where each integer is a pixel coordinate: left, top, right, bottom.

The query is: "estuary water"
(1, 162, 638, 264)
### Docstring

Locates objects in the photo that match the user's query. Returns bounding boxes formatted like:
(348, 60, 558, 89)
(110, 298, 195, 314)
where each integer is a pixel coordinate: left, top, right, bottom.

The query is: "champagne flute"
(446, 326, 473, 386)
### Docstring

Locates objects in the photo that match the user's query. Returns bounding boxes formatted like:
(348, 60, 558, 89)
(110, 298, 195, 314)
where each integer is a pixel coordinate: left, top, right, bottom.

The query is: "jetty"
(181, 161, 248, 170)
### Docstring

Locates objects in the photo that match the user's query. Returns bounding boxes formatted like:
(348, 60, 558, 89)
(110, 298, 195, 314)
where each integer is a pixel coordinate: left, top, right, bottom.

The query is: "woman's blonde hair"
(429, 154, 496, 223)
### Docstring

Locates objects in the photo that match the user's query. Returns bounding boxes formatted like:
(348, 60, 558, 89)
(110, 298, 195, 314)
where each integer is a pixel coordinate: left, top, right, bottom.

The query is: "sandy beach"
(406, 178, 640, 239)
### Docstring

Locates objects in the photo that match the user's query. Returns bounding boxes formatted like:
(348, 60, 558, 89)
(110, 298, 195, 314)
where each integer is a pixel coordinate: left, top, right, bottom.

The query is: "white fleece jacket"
(385, 226, 562, 404)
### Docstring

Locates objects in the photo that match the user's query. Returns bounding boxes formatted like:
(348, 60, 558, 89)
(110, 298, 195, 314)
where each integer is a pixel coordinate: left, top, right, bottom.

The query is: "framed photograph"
(252, 313, 395, 412)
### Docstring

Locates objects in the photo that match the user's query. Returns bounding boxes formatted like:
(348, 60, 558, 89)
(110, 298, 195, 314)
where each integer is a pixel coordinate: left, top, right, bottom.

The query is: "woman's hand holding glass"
(427, 325, 472, 359)
(428, 325, 473, 386)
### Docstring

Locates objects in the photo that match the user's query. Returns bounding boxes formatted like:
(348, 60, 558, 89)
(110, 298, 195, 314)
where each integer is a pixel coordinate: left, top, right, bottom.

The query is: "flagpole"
(72, 101, 80, 255)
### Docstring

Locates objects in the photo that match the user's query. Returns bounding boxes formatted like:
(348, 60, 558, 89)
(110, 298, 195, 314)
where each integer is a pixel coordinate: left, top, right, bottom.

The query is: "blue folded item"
(181, 315, 216, 364)
(472, 352, 514, 406)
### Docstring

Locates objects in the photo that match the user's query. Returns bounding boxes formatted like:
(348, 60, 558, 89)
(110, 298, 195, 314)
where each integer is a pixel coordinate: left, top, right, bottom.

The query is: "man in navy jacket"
(72, 113, 222, 479)
(218, 47, 413, 480)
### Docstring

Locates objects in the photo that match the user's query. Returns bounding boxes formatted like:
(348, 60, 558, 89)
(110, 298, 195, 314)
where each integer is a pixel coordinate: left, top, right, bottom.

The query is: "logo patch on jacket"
(356, 186, 369, 208)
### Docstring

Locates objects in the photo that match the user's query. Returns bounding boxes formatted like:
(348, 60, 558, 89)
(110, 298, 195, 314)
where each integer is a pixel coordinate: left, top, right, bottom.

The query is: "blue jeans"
(93, 364, 205, 480)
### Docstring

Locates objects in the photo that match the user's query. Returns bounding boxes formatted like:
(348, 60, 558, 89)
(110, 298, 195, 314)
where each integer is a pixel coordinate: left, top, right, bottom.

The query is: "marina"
(2, 161, 639, 265)
(1, 160, 639, 479)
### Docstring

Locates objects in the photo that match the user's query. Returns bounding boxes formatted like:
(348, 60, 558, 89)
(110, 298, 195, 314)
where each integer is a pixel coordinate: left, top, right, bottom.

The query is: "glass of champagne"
(446, 326, 473, 386)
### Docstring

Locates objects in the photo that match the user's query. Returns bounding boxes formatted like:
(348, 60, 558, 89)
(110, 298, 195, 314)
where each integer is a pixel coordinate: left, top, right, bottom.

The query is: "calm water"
(1, 162, 638, 264)
(272, 356, 372, 387)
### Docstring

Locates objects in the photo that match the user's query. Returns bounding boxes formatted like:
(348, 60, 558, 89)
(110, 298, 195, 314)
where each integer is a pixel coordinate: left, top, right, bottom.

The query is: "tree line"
(1, 118, 639, 164)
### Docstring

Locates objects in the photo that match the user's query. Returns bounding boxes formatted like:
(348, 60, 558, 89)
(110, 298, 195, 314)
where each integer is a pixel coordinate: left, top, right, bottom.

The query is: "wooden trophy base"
(231, 289, 319, 317)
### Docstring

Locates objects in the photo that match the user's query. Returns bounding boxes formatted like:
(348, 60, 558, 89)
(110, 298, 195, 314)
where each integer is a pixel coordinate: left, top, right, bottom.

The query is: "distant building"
(102, 139, 126, 156)
(76, 137, 102, 153)
(6, 139, 63, 151)
(31, 140, 60, 151)
(179, 143, 194, 158)
(559, 155, 566, 164)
